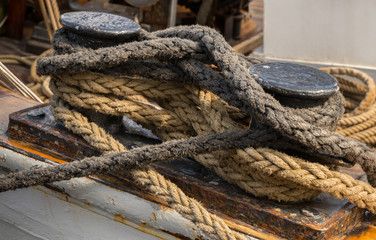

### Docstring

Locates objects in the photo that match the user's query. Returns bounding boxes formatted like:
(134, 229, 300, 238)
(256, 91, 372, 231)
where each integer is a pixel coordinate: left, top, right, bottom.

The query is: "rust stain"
(140, 220, 148, 226)
(41, 183, 71, 197)
(222, 218, 281, 240)
(2, 137, 68, 164)
(160, 229, 201, 240)
(346, 224, 376, 240)
(113, 214, 168, 239)
(113, 213, 126, 223)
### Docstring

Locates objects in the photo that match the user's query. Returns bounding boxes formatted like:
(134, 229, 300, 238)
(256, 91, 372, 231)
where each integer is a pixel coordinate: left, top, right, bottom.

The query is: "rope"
(0, 15, 7, 29)
(38, 0, 53, 41)
(0, 54, 51, 101)
(0, 0, 58, 100)
(1, 50, 53, 102)
(50, 71, 340, 201)
(38, 0, 61, 42)
(0, 55, 35, 66)
(3, 25, 376, 239)
(326, 67, 376, 144)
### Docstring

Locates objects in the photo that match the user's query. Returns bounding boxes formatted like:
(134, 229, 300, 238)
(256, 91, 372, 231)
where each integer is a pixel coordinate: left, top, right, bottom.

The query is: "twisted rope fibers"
(322, 67, 376, 145)
(2, 25, 376, 239)
(38, 26, 376, 182)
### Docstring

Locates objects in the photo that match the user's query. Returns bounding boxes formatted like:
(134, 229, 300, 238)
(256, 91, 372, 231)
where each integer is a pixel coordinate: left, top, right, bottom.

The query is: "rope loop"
(3, 25, 376, 239)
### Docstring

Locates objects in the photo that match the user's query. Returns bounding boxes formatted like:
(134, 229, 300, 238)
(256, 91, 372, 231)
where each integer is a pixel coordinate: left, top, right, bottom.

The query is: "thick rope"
(0, 55, 35, 66)
(3, 25, 376, 239)
(326, 68, 376, 145)
(38, 0, 53, 41)
(51, 71, 328, 201)
(38, 0, 61, 42)
(49, 68, 376, 203)
(51, 97, 247, 240)
(3, 95, 376, 238)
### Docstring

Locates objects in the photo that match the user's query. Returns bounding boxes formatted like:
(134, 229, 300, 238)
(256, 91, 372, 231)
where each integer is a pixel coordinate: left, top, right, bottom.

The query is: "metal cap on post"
(60, 11, 141, 40)
(248, 62, 339, 100)
(59, 11, 143, 134)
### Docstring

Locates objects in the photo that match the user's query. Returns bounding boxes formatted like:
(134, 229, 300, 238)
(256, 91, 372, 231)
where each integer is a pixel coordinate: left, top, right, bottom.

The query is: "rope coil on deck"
(2, 25, 376, 239)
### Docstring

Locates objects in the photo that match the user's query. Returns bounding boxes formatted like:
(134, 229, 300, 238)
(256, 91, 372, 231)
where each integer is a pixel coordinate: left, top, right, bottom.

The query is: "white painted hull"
(0, 146, 199, 240)
(0, 188, 160, 240)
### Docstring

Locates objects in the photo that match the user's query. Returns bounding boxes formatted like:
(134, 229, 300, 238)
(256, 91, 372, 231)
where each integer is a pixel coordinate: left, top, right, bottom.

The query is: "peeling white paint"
(0, 188, 161, 240)
(0, 146, 199, 239)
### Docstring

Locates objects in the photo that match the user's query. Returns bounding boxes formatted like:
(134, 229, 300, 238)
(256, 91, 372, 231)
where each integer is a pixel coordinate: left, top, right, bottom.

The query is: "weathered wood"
(5, 102, 368, 240)
(233, 32, 263, 55)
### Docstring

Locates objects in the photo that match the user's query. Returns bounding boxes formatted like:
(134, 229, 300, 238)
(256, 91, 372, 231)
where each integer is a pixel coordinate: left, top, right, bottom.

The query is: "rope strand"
(4, 24, 376, 239)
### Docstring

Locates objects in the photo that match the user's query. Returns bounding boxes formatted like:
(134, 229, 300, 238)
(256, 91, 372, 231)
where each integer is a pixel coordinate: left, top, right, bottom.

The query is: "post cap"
(60, 11, 141, 39)
(248, 62, 338, 99)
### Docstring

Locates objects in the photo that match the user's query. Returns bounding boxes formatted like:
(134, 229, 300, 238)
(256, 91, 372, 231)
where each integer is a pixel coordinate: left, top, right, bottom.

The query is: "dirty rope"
(2, 25, 376, 239)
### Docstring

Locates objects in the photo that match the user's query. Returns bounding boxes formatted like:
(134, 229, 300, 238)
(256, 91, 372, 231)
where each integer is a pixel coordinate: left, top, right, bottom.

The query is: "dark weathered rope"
(38, 25, 376, 182)
(0, 128, 269, 191)
(3, 24, 376, 192)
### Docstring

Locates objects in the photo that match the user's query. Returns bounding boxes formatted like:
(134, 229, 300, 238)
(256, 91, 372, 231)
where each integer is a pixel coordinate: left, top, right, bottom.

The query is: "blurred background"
(0, 0, 264, 55)
(2, 0, 375, 101)
(0, 0, 264, 101)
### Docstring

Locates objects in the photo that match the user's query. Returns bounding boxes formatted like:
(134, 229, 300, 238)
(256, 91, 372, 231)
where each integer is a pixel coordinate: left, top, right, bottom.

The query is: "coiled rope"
(0, 52, 52, 102)
(323, 67, 376, 145)
(0, 0, 60, 102)
(2, 25, 376, 239)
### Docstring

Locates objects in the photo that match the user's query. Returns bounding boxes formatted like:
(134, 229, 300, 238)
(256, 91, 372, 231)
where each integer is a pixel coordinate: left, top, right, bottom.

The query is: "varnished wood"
(233, 32, 263, 55)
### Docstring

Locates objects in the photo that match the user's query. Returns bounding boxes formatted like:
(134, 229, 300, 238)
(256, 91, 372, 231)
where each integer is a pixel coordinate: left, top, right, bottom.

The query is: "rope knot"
(28, 13, 376, 239)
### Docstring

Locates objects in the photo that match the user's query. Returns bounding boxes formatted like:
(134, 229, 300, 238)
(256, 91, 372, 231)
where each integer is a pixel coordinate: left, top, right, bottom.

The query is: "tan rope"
(321, 67, 376, 115)
(38, 0, 53, 41)
(37, 0, 61, 42)
(52, 69, 376, 207)
(0, 55, 35, 66)
(319, 67, 376, 145)
(44, 0, 58, 32)
(0, 60, 50, 101)
(50, 97, 246, 240)
(54, 73, 311, 200)
(51, 0, 62, 29)
(24, 49, 54, 102)
(21, 20, 376, 237)
(48, 68, 376, 240)
(0, 41, 372, 238)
